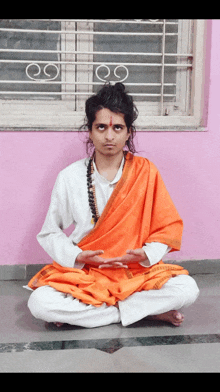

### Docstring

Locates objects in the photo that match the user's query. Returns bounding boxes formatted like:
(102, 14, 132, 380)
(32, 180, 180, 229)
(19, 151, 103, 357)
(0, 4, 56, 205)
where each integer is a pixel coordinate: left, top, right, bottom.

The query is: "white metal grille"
(0, 19, 194, 117)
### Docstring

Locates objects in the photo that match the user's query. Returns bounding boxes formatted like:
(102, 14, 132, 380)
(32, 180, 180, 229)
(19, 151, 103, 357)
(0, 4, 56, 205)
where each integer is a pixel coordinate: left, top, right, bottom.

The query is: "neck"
(94, 150, 124, 171)
(93, 150, 124, 181)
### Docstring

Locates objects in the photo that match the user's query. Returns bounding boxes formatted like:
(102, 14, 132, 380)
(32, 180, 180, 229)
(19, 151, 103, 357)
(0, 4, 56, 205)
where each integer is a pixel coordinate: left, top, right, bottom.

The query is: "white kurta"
(28, 156, 200, 327)
(37, 157, 170, 269)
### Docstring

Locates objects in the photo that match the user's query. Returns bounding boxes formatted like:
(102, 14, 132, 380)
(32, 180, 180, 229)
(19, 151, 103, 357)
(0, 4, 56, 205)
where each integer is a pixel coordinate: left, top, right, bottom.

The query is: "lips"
(104, 144, 115, 147)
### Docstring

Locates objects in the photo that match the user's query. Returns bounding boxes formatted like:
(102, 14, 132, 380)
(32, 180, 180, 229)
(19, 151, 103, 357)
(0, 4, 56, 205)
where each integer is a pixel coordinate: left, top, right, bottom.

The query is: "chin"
(100, 148, 117, 156)
(96, 146, 123, 158)
(103, 151, 116, 157)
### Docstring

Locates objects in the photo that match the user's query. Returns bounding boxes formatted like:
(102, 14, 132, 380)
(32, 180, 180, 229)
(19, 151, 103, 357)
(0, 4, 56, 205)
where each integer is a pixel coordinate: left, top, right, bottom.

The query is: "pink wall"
(1, 20, 220, 266)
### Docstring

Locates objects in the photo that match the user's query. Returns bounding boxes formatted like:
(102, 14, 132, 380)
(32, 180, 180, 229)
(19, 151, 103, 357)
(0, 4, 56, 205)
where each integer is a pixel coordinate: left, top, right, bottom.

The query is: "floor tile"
(0, 274, 220, 372)
(1, 343, 220, 373)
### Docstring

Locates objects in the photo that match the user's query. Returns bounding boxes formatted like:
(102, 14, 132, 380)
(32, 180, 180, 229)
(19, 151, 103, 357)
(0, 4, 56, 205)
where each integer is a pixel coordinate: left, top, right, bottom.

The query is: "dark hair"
(84, 82, 138, 155)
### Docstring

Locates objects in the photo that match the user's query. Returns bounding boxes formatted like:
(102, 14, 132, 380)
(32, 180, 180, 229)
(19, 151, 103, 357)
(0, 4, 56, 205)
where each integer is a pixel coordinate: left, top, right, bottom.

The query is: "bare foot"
(147, 310, 184, 327)
(54, 322, 64, 328)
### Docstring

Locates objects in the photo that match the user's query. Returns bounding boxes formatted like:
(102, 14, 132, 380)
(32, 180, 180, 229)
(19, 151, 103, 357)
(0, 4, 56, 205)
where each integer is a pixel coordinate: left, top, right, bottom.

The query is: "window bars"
(0, 19, 194, 116)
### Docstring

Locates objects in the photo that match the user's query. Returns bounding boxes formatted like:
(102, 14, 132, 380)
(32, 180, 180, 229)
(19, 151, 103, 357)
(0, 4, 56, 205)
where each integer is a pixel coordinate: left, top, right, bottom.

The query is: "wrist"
(139, 248, 150, 267)
(75, 249, 84, 264)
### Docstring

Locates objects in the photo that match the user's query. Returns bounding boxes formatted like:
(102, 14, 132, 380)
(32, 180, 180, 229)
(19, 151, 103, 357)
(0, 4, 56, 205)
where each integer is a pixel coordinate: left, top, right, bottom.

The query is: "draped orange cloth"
(28, 153, 188, 306)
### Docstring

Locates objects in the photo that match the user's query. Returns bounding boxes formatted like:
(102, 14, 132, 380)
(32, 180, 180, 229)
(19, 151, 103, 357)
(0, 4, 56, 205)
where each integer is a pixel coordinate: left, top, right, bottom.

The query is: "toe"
(54, 322, 63, 328)
(172, 311, 184, 326)
(174, 311, 184, 321)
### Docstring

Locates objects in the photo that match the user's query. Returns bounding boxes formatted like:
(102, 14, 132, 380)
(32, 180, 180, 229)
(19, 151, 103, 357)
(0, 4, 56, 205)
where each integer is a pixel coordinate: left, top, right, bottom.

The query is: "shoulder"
(58, 157, 88, 181)
(132, 154, 159, 174)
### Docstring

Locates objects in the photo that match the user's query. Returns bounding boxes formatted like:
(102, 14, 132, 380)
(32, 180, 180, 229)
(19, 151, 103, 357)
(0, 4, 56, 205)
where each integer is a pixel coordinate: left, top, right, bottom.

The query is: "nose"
(105, 126, 114, 141)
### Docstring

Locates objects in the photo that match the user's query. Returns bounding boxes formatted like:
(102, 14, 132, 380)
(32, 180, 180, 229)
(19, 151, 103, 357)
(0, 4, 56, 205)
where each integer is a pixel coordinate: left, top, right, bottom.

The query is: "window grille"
(0, 19, 206, 131)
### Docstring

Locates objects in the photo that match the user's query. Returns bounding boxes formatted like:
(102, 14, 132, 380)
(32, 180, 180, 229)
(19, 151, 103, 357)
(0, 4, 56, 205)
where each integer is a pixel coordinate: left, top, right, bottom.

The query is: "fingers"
(99, 262, 128, 269)
(93, 256, 106, 263)
(80, 249, 144, 268)
(102, 257, 121, 263)
(126, 249, 139, 255)
(93, 250, 104, 255)
(87, 250, 104, 256)
(76, 250, 105, 265)
(98, 264, 113, 269)
(90, 250, 106, 263)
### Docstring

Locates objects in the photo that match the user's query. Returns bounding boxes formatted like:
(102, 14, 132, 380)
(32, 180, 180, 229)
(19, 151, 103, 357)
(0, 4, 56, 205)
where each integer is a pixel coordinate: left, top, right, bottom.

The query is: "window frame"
(0, 19, 208, 132)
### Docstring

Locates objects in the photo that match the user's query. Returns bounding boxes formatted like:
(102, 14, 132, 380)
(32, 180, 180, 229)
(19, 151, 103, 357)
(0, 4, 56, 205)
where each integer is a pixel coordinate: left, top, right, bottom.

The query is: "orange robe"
(28, 153, 188, 306)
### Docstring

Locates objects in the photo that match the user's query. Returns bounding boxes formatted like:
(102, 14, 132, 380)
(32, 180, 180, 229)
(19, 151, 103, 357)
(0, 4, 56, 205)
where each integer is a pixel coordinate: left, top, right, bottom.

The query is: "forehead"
(94, 108, 126, 125)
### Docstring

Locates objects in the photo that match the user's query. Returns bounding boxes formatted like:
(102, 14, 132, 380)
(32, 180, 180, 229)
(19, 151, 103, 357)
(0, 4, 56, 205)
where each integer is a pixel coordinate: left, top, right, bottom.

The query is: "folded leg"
(28, 275, 199, 328)
(27, 285, 120, 328)
(118, 275, 199, 326)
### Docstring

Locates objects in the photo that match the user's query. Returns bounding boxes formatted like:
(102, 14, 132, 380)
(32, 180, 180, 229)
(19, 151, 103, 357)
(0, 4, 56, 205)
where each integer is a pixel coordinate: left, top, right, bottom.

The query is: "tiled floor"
(0, 274, 220, 372)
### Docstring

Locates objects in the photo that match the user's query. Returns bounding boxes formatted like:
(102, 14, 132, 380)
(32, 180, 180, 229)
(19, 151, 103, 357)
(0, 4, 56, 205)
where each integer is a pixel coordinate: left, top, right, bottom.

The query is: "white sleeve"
(37, 172, 83, 269)
(140, 242, 171, 268)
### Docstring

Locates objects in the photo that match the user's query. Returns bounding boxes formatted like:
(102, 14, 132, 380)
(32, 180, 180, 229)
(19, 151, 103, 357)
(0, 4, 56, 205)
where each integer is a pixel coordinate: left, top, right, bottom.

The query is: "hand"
(76, 250, 106, 267)
(99, 248, 149, 269)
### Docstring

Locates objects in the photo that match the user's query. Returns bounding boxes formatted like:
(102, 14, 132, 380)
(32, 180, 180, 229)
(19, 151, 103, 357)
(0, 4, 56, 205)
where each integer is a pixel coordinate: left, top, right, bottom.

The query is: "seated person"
(27, 83, 199, 328)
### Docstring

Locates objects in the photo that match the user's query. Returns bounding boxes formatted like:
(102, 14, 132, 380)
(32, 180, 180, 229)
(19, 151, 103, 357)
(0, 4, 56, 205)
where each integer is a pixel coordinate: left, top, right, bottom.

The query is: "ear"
(126, 127, 131, 141)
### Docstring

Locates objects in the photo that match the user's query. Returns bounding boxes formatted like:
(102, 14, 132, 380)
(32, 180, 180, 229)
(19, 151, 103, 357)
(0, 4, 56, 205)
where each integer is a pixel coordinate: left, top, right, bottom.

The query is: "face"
(89, 108, 130, 157)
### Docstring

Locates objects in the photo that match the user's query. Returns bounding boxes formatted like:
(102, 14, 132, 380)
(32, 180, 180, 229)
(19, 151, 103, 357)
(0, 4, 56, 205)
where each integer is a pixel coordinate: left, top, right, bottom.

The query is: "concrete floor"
(0, 274, 220, 372)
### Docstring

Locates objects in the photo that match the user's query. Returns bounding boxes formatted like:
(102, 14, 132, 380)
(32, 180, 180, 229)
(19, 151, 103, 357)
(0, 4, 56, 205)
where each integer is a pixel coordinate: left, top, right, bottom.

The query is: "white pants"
(27, 275, 199, 328)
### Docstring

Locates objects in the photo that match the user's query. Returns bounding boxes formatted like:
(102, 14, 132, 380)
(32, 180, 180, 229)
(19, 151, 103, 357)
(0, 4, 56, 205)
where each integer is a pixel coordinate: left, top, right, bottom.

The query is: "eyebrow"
(95, 122, 125, 127)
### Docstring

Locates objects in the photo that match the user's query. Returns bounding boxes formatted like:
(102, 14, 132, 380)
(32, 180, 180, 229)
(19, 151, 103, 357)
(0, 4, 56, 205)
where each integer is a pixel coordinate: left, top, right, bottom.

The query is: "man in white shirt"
(27, 83, 199, 328)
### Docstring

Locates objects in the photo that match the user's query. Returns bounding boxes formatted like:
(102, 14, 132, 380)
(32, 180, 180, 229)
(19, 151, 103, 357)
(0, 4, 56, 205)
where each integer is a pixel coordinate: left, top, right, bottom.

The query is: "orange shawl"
(28, 153, 188, 306)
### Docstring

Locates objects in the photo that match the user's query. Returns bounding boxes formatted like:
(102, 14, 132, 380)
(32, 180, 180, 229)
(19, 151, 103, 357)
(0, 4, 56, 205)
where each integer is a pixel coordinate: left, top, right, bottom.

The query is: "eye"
(114, 125, 123, 132)
(97, 124, 106, 131)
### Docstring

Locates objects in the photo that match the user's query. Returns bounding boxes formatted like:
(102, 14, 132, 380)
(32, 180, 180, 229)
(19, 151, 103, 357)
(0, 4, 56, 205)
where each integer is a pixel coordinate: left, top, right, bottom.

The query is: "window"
(0, 19, 207, 131)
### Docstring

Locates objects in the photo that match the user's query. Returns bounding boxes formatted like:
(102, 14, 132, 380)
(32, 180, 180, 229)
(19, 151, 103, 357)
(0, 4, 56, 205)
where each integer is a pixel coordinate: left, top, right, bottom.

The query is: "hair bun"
(114, 82, 126, 93)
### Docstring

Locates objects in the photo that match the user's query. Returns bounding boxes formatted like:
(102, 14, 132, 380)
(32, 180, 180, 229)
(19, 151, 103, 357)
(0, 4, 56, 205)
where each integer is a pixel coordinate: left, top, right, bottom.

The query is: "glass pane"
(0, 19, 61, 100)
(93, 19, 178, 103)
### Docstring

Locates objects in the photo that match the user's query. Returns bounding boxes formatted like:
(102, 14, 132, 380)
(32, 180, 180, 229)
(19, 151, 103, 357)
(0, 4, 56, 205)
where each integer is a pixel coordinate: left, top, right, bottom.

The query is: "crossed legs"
(28, 275, 199, 328)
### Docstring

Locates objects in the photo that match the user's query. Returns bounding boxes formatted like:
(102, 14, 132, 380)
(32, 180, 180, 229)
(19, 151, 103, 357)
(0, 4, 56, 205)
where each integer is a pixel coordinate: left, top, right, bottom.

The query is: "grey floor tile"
(1, 343, 220, 372)
(0, 274, 220, 372)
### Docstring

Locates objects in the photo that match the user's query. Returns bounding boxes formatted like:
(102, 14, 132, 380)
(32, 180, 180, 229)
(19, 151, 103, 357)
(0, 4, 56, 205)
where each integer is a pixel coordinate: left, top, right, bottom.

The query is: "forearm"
(37, 172, 84, 269)
(37, 231, 83, 268)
